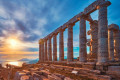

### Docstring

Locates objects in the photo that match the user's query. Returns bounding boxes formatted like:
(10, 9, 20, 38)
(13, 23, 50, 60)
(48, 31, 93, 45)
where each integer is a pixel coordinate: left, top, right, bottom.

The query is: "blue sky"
(0, 0, 119, 61)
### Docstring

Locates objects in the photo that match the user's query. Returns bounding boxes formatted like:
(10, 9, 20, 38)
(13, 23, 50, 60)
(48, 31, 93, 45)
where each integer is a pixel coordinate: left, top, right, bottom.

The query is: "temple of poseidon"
(38, 0, 120, 72)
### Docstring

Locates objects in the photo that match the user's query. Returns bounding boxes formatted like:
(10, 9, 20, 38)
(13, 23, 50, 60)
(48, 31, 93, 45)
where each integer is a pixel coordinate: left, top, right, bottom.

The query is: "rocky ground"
(0, 62, 120, 80)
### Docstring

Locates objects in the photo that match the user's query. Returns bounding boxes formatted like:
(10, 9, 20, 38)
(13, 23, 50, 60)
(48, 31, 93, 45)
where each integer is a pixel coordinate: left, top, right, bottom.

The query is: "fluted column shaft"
(89, 21, 98, 60)
(39, 43, 41, 61)
(79, 18, 87, 62)
(119, 30, 120, 60)
(44, 40, 48, 61)
(67, 24, 74, 62)
(48, 37, 52, 61)
(41, 41, 44, 61)
(97, 5, 108, 64)
(59, 29, 64, 62)
(108, 30, 114, 61)
(53, 34, 57, 61)
(114, 31, 120, 60)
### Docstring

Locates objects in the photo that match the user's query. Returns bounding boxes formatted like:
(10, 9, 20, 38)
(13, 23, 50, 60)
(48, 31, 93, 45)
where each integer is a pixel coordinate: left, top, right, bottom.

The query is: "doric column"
(97, 2, 111, 64)
(108, 29, 114, 61)
(59, 28, 64, 62)
(53, 34, 57, 61)
(108, 24, 119, 61)
(39, 40, 42, 62)
(48, 37, 52, 61)
(79, 18, 87, 62)
(41, 39, 44, 62)
(89, 20, 98, 60)
(67, 23, 74, 62)
(118, 30, 120, 61)
(44, 39, 48, 61)
(114, 29, 120, 60)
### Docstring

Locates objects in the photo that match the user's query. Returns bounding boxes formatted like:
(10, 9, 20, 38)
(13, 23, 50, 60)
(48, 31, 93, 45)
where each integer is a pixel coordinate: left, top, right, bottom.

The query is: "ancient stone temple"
(38, 0, 120, 74)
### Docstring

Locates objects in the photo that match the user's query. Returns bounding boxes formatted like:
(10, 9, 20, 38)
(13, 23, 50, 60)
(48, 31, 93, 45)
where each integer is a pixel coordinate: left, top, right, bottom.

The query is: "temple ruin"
(38, 0, 120, 70)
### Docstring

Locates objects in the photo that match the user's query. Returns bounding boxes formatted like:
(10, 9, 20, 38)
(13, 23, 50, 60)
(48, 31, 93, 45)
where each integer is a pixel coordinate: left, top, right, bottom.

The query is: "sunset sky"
(0, 0, 119, 62)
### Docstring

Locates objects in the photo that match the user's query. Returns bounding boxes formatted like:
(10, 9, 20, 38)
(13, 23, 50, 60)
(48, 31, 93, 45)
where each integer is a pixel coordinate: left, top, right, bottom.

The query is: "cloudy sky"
(0, 0, 119, 61)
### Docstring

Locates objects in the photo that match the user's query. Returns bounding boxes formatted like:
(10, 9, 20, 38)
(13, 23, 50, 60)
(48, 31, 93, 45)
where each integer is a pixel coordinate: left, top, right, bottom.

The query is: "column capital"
(67, 23, 75, 27)
(108, 24, 119, 31)
(97, 1, 111, 9)
(53, 32, 58, 36)
(39, 39, 43, 44)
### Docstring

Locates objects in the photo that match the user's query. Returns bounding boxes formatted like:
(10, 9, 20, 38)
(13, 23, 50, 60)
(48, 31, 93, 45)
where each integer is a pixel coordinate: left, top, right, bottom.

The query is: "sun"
(9, 39, 18, 47)
(6, 38, 20, 49)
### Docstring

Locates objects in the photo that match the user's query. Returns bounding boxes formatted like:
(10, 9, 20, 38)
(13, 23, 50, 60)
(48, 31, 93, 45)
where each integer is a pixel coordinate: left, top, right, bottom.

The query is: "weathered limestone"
(41, 39, 44, 61)
(113, 29, 120, 60)
(89, 20, 98, 60)
(67, 24, 74, 62)
(79, 18, 87, 62)
(39, 40, 42, 62)
(59, 28, 64, 62)
(108, 29, 114, 61)
(108, 24, 120, 61)
(53, 34, 57, 61)
(97, 3, 109, 65)
(44, 39, 48, 61)
(38, 0, 113, 67)
(48, 37, 52, 61)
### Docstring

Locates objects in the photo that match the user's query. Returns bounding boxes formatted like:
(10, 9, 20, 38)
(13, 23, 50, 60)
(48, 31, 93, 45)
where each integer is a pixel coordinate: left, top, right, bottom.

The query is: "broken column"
(53, 33, 57, 61)
(67, 23, 74, 62)
(79, 18, 87, 62)
(97, 1, 111, 64)
(48, 36, 52, 61)
(44, 38, 48, 61)
(59, 28, 64, 62)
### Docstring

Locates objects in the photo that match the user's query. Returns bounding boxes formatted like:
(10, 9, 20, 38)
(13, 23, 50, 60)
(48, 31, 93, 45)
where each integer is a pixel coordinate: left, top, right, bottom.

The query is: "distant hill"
(18, 58, 30, 61)
(28, 58, 39, 64)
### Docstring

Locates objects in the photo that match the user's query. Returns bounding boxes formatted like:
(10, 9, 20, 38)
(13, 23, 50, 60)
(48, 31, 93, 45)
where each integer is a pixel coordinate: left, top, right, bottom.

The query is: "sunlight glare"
(9, 61, 19, 66)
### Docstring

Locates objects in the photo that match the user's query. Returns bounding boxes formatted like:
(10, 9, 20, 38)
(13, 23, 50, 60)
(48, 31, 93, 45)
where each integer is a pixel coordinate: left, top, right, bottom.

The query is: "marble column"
(97, 5, 108, 64)
(41, 39, 44, 61)
(79, 18, 87, 62)
(53, 34, 57, 61)
(59, 29, 64, 62)
(114, 30, 120, 60)
(67, 24, 74, 62)
(44, 39, 48, 61)
(89, 20, 98, 60)
(48, 37, 52, 61)
(39, 40, 41, 62)
(118, 30, 120, 60)
(108, 30, 114, 61)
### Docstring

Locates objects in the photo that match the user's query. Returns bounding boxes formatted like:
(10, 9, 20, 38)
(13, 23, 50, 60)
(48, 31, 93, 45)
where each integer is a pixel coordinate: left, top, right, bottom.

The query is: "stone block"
(97, 75, 112, 80)
(48, 74, 62, 80)
(41, 70, 51, 78)
(53, 73, 65, 79)
(20, 75, 29, 80)
(71, 70, 78, 75)
(108, 66, 120, 72)
(64, 77, 73, 80)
